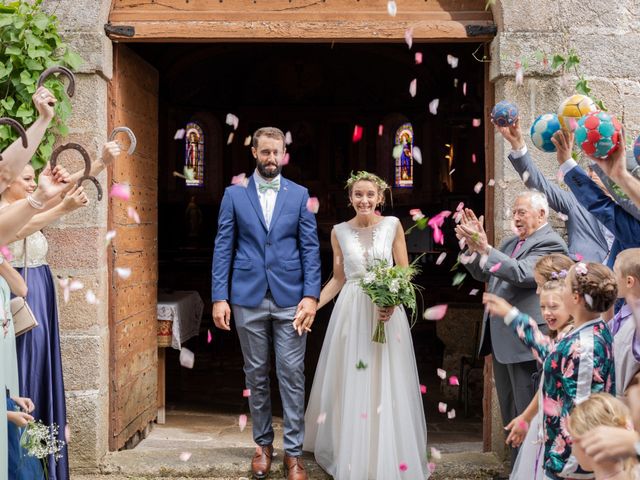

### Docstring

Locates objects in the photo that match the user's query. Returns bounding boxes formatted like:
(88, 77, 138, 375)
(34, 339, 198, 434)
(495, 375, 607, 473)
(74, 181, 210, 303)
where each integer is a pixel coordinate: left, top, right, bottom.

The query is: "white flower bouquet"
(20, 420, 66, 479)
(360, 258, 421, 343)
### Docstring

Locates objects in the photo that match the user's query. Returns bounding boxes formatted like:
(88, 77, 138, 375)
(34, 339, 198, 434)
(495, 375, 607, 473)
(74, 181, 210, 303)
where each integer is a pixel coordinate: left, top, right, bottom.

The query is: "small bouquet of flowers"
(20, 420, 66, 479)
(360, 258, 421, 343)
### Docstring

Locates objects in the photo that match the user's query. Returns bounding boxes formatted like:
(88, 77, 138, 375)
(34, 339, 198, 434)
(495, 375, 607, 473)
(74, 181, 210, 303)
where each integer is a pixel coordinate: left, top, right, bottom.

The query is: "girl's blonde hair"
(569, 393, 637, 477)
(567, 262, 618, 313)
(534, 254, 574, 282)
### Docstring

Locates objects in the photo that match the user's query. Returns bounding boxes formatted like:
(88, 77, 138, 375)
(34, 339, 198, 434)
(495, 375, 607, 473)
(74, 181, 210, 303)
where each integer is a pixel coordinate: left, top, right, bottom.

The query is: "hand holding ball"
(575, 111, 622, 159)
(530, 114, 561, 152)
(558, 94, 597, 131)
(491, 101, 519, 128)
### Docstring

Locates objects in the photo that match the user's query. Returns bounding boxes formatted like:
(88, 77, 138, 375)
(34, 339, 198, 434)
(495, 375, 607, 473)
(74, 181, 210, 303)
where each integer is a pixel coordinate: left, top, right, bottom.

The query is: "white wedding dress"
(304, 216, 429, 479)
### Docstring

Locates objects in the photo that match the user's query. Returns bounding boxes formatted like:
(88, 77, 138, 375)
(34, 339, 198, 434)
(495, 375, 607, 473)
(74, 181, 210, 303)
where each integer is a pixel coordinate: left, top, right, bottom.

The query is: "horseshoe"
(37, 66, 76, 106)
(109, 126, 137, 155)
(50, 143, 103, 201)
(0, 118, 28, 161)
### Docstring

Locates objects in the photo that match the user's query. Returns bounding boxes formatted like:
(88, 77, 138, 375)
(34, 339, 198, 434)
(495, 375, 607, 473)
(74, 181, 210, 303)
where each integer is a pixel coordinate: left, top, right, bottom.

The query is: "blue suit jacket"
(211, 176, 322, 308)
(564, 164, 640, 267)
(509, 151, 608, 263)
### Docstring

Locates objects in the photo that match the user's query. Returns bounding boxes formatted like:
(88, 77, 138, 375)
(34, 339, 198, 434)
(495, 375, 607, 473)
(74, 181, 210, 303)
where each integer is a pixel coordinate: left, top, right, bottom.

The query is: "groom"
(212, 126, 321, 480)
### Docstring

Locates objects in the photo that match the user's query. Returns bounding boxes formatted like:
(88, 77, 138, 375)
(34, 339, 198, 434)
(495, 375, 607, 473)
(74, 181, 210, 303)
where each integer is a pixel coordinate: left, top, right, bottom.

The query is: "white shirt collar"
(253, 169, 281, 187)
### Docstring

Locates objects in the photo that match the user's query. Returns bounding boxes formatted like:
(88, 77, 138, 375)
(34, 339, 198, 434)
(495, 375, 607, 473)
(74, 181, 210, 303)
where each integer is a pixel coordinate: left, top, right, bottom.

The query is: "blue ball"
(491, 100, 519, 128)
(530, 113, 561, 152)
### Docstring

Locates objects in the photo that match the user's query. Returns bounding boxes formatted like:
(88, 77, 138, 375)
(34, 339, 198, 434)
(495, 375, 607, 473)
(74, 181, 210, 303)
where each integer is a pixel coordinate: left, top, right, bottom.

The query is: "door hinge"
(104, 23, 135, 38)
(465, 24, 498, 37)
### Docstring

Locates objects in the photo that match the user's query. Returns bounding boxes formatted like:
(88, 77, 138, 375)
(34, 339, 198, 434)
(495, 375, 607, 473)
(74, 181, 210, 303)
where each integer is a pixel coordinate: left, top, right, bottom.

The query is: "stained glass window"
(184, 122, 205, 187)
(394, 123, 413, 188)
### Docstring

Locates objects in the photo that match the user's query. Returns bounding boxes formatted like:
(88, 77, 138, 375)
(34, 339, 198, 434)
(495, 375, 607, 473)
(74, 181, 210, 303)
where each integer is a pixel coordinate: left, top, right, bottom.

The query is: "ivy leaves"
(0, 0, 82, 169)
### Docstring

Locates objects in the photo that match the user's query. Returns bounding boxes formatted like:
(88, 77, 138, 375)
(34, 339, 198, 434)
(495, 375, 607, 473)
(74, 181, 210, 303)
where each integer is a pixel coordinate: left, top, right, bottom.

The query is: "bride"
(304, 171, 429, 479)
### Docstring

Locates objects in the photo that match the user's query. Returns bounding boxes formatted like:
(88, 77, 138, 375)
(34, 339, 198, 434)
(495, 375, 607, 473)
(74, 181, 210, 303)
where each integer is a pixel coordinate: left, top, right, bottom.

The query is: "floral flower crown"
(345, 171, 389, 192)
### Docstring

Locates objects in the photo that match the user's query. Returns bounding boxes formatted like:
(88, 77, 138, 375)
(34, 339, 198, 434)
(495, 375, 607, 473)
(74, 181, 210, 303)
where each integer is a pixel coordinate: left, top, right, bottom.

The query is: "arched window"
(184, 122, 205, 187)
(394, 123, 413, 188)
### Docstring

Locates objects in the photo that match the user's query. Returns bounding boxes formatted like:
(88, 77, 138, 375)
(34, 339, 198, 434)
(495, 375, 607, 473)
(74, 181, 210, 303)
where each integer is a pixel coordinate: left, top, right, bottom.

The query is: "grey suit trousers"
(232, 294, 306, 456)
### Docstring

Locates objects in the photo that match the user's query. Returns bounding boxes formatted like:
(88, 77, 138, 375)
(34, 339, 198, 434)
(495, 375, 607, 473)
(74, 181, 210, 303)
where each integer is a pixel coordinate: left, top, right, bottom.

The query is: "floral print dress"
(506, 311, 615, 479)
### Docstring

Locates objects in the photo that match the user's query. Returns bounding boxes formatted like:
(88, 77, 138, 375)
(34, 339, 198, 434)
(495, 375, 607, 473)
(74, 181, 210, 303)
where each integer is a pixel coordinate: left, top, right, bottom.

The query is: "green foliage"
(0, 0, 82, 169)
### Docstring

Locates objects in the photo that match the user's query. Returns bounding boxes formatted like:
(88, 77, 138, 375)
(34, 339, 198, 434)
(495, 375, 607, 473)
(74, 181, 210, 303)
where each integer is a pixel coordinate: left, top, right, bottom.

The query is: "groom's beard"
(257, 161, 282, 179)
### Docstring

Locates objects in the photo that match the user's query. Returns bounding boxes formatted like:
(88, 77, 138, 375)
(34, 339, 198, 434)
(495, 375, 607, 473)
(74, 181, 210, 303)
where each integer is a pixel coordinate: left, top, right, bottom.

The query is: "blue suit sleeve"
(297, 190, 321, 300)
(509, 151, 575, 214)
(564, 165, 640, 246)
(211, 189, 236, 302)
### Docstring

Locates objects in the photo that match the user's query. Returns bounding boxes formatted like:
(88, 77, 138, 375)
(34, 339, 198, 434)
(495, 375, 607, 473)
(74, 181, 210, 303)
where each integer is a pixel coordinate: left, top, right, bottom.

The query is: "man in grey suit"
(496, 119, 610, 263)
(455, 193, 568, 469)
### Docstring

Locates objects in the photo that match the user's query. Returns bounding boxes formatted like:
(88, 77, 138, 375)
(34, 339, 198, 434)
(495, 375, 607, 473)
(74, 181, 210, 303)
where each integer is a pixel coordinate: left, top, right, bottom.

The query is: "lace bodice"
(334, 216, 399, 281)
(9, 230, 49, 268)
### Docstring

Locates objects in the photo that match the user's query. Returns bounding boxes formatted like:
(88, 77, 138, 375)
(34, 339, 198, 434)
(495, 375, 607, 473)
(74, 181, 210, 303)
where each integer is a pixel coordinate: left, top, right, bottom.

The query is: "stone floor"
(72, 409, 505, 479)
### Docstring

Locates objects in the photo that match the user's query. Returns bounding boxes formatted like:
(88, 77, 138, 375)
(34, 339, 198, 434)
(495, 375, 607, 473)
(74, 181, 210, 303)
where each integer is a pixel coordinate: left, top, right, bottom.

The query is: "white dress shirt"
(253, 170, 281, 229)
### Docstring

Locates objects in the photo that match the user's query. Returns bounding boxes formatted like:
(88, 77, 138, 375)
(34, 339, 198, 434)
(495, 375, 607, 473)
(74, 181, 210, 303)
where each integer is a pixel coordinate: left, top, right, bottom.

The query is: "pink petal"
(127, 206, 140, 224)
(404, 27, 413, 49)
(115, 267, 131, 279)
(413, 145, 422, 165)
(174, 129, 185, 140)
(469, 289, 479, 296)
(65, 424, 71, 443)
(69, 280, 84, 292)
(436, 252, 447, 265)
(432, 227, 444, 245)
(352, 125, 363, 143)
(515, 62, 524, 86)
(227, 132, 234, 145)
(244, 135, 252, 146)
(243, 389, 251, 398)
(105, 230, 116, 247)
(415, 52, 423, 65)
(281, 152, 290, 166)
(0, 246, 12, 261)
(489, 262, 502, 273)
(438, 402, 447, 413)
(420, 384, 427, 394)
(399, 463, 408, 472)
(449, 168, 456, 175)
(472, 118, 482, 127)
(207, 329, 212, 344)
(409, 78, 417, 97)
(231, 173, 248, 187)
(424, 304, 448, 321)
(474, 182, 483, 194)
(179, 348, 195, 369)
(85, 290, 99, 305)
(575, 253, 584, 261)
(462, 82, 467, 96)
(472, 153, 477, 163)
(428, 462, 437, 474)
(557, 213, 568, 221)
(387, 0, 397, 16)
(110, 183, 131, 201)
(306, 197, 320, 214)
(447, 54, 459, 68)
(448, 409, 456, 419)
(409, 208, 423, 216)
(430, 447, 442, 460)
(456, 202, 465, 212)
(429, 99, 439, 115)
(449, 376, 460, 386)
(488, 179, 495, 187)
(285, 131, 293, 145)
(225, 113, 239, 130)
(316, 412, 327, 424)
(437, 368, 447, 379)
(239, 414, 248, 431)
(179, 452, 192, 462)
(378, 124, 384, 136)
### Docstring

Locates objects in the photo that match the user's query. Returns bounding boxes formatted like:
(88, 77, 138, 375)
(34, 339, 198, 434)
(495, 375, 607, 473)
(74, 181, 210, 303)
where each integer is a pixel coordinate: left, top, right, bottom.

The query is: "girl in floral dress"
(485, 262, 617, 480)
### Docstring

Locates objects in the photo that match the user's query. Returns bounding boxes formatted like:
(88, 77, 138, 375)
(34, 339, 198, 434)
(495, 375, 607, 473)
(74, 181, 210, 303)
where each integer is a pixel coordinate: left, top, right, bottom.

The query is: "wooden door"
(108, 44, 159, 451)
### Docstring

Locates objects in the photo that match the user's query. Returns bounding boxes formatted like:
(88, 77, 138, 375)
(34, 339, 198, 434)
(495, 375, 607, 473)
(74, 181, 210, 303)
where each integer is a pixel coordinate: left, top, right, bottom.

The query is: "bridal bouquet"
(20, 419, 66, 479)
(360, 258, 420, 343)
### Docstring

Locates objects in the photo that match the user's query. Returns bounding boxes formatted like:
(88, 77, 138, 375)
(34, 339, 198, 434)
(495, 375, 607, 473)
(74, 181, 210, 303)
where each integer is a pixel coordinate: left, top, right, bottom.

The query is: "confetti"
(437, 368, 447, 379)
(584, 293, 593, 308)
(110, 183, 130, 201)
(469, 289, 479, 296)
(281, 152, 290, 166)
(360, 412, 368, 420)
(429, 99, 439, 115)
(243, 389, 251, 398)
(404, 27, 413, 49)
(463, 82, 467, 95)
(65, 425, 71, 443)
(239, 414, 247, 431)
(0, 246, 12, 261)
(316, 412, 327, 424)
(227, 132, 234, 145)
(413, 145, 422, 165)
(436, 252, 447, 265)
(415, 52, 423, 65)
(424, 304, 448, 321)
(85, 290, 99, 305)
(523, 171, 530, 183)
(575, 253, 584, 261)
(452, 272, 467, 286)
(399, 463, 408, 472)
(70, 280, 84, 292)
(409, 78, 417, 97)
(448, 409, 456, 419)
(447, 54, 459, 68)
(127, 206, 140, 224)
(515, 61, 524, 86)
(488, 179, 495, 187)
(179, 347, 195, 369)
(489, 262, 502, 273)
(377, 404, 383, 414)
(449, 376, 460, 386)
(285, 131, 293, 145)
(244, 135, 252, 146)
(420, 384, 427, 394)
(474, 182, 483, 194)
(306, 197, 320, 214)
(472, 153, 477, 164)
(459, 252, 477, 265)
(428, 462, 436, 474)
(352, 125, 363, 143)
(557, 213, 568, 221)
(225, 113, 239, 130)
(438, 402, 447, 413)
(433, 227, 444, 245)
(207, 329, 212, 344)
(449, 168, 456, 175)
(458, 237, 466, 250)
(472, 118, 481, 127)
(174, 129, 185, 140)
(453, 78, 458, 88)
(430, 447, 442, 460)
(231, 173, 249, 187)
(378, 124, 384, 136)
(179, 452, 192, 462)
(115, 267, 131, 280)
(387, 0, 397, 17)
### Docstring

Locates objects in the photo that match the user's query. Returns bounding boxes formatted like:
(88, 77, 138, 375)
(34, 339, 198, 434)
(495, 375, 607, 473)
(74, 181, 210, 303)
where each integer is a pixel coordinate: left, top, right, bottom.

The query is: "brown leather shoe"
(283, 455, 308, 480)
(251, 445, 274, 479)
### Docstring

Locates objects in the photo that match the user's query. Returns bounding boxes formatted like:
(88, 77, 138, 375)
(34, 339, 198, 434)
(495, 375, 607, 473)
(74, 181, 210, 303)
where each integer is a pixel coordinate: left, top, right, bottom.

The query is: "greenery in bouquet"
(20, 419, 65, 479)
(360, 257, 421, 343)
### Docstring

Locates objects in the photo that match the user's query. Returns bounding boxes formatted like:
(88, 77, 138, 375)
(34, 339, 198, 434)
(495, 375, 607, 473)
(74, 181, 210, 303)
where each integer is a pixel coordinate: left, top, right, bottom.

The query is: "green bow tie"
(258, 180, 280, 193)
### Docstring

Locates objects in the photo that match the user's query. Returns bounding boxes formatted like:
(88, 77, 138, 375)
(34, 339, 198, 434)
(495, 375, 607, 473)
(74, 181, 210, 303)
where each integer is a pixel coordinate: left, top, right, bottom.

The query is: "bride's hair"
(345, 171, 390, 206)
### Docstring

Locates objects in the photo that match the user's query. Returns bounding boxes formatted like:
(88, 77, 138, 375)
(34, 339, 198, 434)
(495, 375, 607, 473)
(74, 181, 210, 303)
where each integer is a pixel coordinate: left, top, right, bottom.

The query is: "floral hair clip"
(551, 270, 568, 280)
(575, 262, 588, 276)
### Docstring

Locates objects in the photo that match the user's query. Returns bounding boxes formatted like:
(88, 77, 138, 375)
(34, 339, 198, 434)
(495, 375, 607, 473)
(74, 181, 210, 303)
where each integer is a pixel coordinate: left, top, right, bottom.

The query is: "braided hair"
(567, 262, 618, 313)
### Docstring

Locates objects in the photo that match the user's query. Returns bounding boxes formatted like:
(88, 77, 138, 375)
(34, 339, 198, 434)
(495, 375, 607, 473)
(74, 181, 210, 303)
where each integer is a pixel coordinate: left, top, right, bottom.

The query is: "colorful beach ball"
(575, 111, 622, 159)
(491, 101, 519, 127)
(558, 94, 597, 131)
(634, 135, 640, 163)
(530, 113, 561, 152)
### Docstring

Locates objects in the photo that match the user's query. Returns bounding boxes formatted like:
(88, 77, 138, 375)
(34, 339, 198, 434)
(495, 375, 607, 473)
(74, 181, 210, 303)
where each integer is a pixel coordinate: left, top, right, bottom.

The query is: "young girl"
(485, 262, 617, 480)
(569, 393, 637, 480)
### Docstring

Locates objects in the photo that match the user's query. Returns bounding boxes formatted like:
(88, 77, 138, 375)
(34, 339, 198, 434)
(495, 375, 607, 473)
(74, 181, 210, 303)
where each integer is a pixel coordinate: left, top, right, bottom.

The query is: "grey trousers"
(492, 355, 538, 466)
(232, 294, 306, 456)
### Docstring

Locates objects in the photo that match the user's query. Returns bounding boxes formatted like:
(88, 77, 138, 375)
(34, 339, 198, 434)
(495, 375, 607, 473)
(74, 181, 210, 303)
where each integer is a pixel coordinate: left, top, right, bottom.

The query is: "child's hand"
(7, 411, 33, 428)
(504, 415, 528, 447)
(483, 293, 513, 318)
